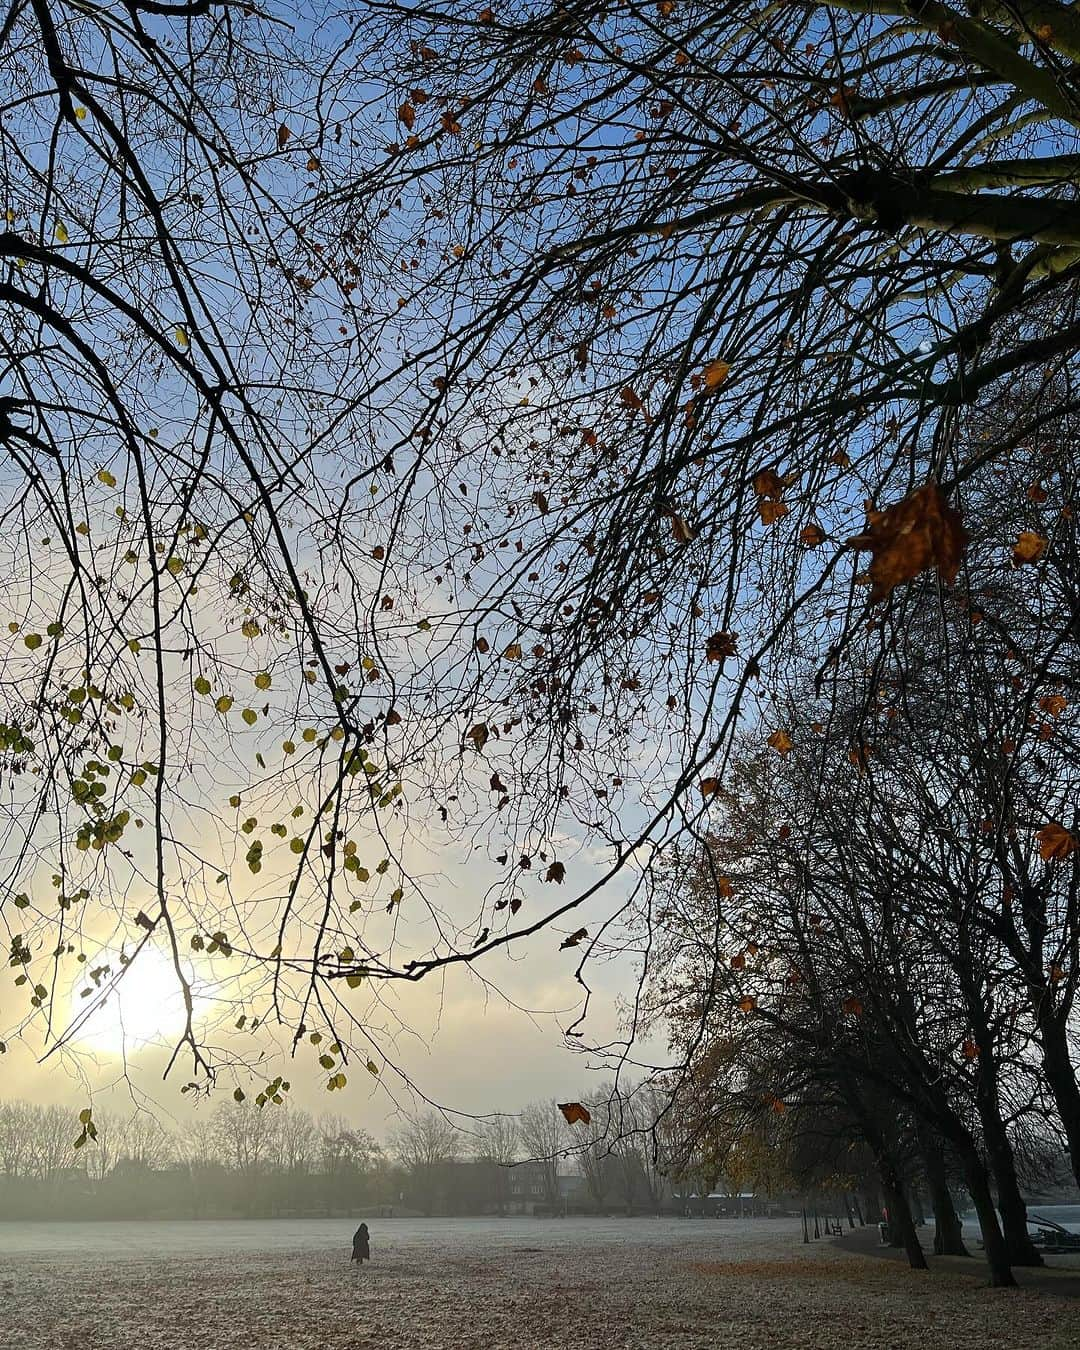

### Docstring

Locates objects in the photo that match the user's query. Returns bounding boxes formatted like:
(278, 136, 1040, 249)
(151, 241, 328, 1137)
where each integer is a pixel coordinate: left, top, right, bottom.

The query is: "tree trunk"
(976, 1086, 1043, 1266)
(879, 1167, 927, 1269)
(961, 1151, 1016, 1288)
(922, 1135, 969, 1256)
(1040, 1013, 1080, 1190)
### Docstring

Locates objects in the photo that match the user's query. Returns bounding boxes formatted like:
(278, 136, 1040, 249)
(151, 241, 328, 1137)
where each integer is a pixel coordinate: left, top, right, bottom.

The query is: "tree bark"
(1039, 1013, 1080, 1190)
(961, 1150, 1016, 1288)
(881, 1172, 927, 1269)
(922, 1136, 969, 1257)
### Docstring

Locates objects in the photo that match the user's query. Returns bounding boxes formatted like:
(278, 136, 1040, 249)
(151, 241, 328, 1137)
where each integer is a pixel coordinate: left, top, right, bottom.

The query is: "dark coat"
(352, 1224, 370, 1262)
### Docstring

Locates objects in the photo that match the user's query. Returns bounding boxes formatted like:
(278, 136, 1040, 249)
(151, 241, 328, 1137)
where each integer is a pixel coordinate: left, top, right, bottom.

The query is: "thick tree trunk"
(975, 1074, 1043, 1266)
(922, 1137, 969, 1256)
(961, 1151, 1016, 1288)
(878, 1164, 927, 1269)
(1040, 1015, 1080, 1190)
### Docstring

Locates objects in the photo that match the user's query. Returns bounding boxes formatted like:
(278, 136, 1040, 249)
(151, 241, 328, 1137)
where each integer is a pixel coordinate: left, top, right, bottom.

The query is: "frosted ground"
(2, 1216, 1077, 1349)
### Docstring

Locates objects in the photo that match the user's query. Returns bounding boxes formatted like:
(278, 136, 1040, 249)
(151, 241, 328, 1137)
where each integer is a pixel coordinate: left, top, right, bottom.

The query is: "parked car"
(959, 1205, 1080, 1254)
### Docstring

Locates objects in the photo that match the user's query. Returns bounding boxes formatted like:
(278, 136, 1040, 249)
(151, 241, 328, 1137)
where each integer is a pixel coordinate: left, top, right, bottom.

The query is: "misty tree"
(470, 1114, 519, 1212)
(518, 1099, 567, 1210)
(390, 1109, 459, 1213)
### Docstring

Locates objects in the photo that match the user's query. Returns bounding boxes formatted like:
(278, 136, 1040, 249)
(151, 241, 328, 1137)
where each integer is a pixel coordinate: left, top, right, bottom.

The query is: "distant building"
(507, 1160, 548, 1214)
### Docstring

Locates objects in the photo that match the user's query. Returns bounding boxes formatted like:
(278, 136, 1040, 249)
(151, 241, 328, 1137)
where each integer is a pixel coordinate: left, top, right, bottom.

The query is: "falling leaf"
(560, 927, 587, 949)
(559, 1101, 591, 1126)
(849, 483, 966, 602)
(1013, 531, 1047, 565)
(1036, 822, 1078, 861)
(767, 729, 793, 756)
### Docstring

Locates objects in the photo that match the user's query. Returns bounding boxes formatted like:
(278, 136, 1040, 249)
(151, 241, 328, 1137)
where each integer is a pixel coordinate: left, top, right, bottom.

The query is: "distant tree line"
(0, 1089, 738, 1221)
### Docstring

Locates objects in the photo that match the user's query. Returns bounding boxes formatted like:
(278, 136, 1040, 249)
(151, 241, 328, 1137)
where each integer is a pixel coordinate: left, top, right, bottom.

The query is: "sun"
(70, 944, 195, 1056)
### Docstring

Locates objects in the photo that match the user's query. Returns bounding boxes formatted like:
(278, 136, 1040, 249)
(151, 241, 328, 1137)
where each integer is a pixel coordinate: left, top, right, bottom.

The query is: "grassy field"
(2, 1217, 1077, 1350)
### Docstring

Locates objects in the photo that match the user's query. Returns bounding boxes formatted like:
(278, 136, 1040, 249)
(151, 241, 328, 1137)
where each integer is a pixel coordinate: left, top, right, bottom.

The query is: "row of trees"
(0, 1091, 686, 1218)
(646, 416, 1080, 1286)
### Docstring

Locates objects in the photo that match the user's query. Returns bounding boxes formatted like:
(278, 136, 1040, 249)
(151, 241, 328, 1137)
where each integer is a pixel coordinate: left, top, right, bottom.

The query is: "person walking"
(352, 1222, 371, 1264)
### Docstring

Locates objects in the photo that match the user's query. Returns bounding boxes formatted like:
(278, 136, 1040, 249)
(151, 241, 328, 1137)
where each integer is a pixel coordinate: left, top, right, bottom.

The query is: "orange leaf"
(757, 499, 789, 526)
(1036, 822, 1078, 862)
(700, 776, 720, 797)
(737, 995, 756, 1013)
(399, 102, 416, 131)
(619, 385, 645, 412)
(848, 483, 965, 602)
(705, 631, 737, 663)
(276, 124, 292, 149)
(717, 877, 733, 898)
(702, 359, 730, 391)
(669, 513, 695, 544)
(800, 523, 826, 547)
(962, 1037, 980, 1060)
(841, 996, 863, 1016)
(730, 952, 746, 970)
(559, 1101, 591, 1126)
(466, 723, 489, 752)
(767, 729, 793, 757)
(1012, 531, 1047, 566)
(753, 469, 784, 500)
(1040, 693, 1067, 718)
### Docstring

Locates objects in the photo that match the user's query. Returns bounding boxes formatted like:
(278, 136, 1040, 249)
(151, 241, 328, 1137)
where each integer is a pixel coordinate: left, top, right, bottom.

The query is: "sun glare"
(70, 945, 195, 1057)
